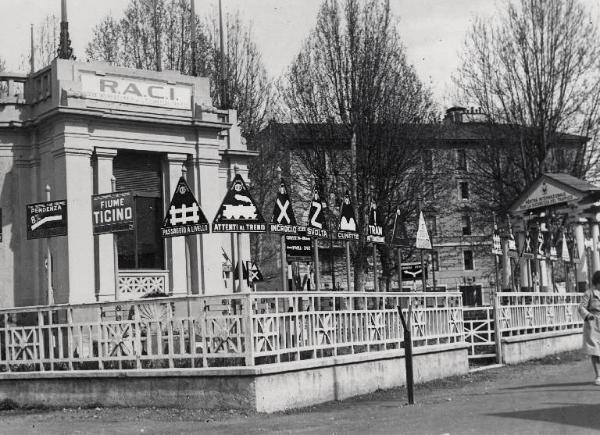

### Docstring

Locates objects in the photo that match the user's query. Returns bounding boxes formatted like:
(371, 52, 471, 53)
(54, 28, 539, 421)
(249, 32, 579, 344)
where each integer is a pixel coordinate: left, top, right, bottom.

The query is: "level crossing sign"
(306, 185, 328, 238)
(213, 174, 266, 232)
(247, 261, 264, 286)
(337, 191, 358, 240)
(269, 178, 299, 234)
(415, 211, 432, 250)
(161, 177, 209, 237)
(367, 200, 384, 244)
(26, 200, 68, 240)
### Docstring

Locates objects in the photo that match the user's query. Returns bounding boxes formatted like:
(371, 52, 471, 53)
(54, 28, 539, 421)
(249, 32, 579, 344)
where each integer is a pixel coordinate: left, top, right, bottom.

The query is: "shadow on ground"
(488, 403, 600, 431)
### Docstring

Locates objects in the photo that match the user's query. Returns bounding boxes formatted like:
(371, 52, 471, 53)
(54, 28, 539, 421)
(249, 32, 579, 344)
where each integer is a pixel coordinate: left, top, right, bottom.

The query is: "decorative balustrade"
(495, 292, 584, 337)
(117, 270, 170, 298)
(0, 292, 464, 373)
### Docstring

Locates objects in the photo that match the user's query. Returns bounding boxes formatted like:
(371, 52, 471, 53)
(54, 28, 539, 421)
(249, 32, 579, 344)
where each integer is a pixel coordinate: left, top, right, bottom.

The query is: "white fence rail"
(495, 292, 583, 337)
(463, 306, 496, 360)
(0, 292, 464, 372)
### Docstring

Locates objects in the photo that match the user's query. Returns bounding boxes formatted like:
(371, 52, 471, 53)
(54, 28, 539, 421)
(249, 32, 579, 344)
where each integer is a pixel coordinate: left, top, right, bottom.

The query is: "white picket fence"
(0, 292, 464, 372)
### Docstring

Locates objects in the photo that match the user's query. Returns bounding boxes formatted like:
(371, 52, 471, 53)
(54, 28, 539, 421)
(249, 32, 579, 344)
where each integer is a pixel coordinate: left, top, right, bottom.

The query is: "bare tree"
(280, 0, 439, 291)
(17, 14, 60, 71)
(455, 0, 600, 213)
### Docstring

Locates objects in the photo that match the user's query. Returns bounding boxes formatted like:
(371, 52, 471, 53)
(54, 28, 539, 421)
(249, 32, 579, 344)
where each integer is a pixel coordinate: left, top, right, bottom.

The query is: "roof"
(544, 173, 600, 193)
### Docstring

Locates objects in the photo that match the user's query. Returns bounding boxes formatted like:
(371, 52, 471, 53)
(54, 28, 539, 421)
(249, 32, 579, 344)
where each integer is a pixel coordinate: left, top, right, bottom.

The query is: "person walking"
(578, 270, 600, 385)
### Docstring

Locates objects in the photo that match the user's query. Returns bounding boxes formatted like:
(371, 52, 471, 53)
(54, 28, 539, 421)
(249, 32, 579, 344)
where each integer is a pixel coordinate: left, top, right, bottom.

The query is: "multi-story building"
(253, 107, 588, 305)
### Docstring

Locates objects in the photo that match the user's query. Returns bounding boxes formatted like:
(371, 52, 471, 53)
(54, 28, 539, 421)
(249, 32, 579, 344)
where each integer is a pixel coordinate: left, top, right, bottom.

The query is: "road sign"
(337, 191, 358, 240)
(162, 177, 209, 237)
(27, 200, 68, 240)
(213, 174, 266, 232)
(561, 233, 571, 262)
(92, 191, 135, 235)
(415, 211, 432, 250)
(306, 185, 328, 238)
(247, 261, 264, 286)
(522, 231, 534, 258)
(367, 201, 384, 243)
(401, 262, 427, 281)
(269, 178, 300, 234)
(285, 234, 313, 258)
(492, 225, 502, 256)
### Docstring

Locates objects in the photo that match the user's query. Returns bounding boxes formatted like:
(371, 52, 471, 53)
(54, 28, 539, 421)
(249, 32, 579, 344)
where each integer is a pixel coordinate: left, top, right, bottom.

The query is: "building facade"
(0, 59, 253, 308)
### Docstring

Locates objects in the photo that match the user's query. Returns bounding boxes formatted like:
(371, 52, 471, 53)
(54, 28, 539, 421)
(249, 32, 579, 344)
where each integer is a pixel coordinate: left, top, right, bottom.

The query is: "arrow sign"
(306, 184, 328, 238)
(337, 191, 358, 240)
(367, 200, 384, 244)
(269, 178, 299, 234)
(415, 211, 432, 250)
(213, 174, 266, 232)
(161, 177, 209, 237)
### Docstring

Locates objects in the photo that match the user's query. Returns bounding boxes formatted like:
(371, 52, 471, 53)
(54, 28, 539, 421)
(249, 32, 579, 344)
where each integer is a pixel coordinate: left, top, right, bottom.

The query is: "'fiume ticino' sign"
(81, 73, 192, 110)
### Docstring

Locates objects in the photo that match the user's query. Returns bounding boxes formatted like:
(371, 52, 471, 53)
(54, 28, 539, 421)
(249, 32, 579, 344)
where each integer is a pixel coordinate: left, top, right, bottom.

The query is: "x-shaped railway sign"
(276, 198, 290, 224)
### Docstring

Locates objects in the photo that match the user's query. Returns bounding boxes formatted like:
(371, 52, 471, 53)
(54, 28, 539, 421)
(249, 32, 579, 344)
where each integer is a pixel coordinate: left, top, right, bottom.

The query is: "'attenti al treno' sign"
(92, 192, 135, 235)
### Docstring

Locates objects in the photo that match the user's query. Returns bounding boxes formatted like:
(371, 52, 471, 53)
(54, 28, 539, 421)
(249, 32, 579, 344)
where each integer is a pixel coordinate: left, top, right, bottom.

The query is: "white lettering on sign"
(81, 73, 192, 110)
(516, 181, 578, 212)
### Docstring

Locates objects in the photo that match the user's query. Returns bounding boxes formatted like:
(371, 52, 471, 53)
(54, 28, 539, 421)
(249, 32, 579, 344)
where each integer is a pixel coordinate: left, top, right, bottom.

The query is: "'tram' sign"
(81, 73, 192, 110)
(92, 192, 135, 235)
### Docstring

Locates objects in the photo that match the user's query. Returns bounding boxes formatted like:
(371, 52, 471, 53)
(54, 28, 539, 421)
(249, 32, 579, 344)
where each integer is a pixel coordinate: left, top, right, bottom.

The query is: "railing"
(463, 306, 496, 360)
(495, 292, 583, 338)
(0, 292, 464, 373)
(117, 270, 170, 298)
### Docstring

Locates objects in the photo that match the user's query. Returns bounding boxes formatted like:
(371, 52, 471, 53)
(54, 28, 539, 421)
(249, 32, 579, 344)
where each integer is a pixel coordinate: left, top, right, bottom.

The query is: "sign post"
(111, 177, 119, 300)
(27, 187, 69, 305)
(337, 191, 359, 292)
(397, 302, 414, 405)
(415, 210, 432, 291)
(305, 183, 329, 296)
(269, 169, 301, 292)
(212, 168, 267, 293)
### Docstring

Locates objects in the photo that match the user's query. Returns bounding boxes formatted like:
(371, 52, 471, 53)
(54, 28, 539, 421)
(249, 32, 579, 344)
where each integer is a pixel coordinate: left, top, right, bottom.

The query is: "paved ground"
(1, 351, 600, 434)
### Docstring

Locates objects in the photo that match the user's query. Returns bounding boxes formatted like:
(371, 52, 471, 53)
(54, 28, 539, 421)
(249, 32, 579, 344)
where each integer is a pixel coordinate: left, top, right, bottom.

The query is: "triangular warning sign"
(161, 177, 209, 238)
(367, 200, 384, 244)
(391, 208, 410, 247)
(213, 174, 266, 232)
(415, 211, 432, 250)
(561, 232, 571, 262)
(247, 261, 264, 285)
(337, 191, 359, 240)
(269, 178, 299, 234)
(306, 184, 328, 238)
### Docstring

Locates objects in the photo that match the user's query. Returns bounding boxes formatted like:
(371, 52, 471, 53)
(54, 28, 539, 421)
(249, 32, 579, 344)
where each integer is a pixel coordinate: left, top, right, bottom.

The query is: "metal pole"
(431, 253, 437, 291)
(397, 248, 403, 291)
(30, 24, 35, 73)
(346, 241, 351, 291)
(373, 244, 378, 292)
(237, 233, 244, 292)
(398, 303, 414, 405)
(218, 0, 227, 108)
(313, 238, 320, 292)
(182, 167, 192, 317)
(280, 235, 287, 292)
(111, 176, 120, 301)
(190, 0, 197, 76)
(45, 185, 54, 305)
(421, 249, 426, 291)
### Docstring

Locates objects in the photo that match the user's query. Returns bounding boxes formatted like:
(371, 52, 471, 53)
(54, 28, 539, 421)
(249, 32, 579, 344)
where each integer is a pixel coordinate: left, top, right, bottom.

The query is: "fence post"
(492, 292, 503, 364)
(243, 293, 255, 366)
(397, 302, 414, 405)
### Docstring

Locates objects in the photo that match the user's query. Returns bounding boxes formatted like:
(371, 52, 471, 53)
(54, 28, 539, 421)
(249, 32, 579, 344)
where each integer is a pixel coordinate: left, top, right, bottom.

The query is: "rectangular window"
(461, 215, 471, 236)
(459, 181, 470, 200)
(425, 214, 437, 236)
(463, 250, 474, 270)
(456, 148, 468, 171)
(422, 149, 434, 171)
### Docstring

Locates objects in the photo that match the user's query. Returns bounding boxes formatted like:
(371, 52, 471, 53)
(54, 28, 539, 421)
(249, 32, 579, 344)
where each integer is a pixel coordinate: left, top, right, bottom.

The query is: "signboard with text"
(285, 234, 313, 258)
(213, 174, 266, 233)
(514, 180, 578, 212)
(27, 200, 68, 240)
(92, 191, 135, 235)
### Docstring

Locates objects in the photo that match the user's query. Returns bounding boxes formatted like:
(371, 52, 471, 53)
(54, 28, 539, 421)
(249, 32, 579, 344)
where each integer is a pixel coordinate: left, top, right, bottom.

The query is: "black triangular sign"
(213, 174, 266, 232)
(391, 209, 410, 247)
(269, 178, 299, 234)
(306, 184, 328, 238)
(161, 177, 209, 238)
(337, 191, 359, 240)
(367, 200, 384, 244)
(247, 261, 264, 285)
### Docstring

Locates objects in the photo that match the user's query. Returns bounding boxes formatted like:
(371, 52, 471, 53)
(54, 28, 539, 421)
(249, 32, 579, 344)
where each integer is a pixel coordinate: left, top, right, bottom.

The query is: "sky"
(0, 1, 597, 106)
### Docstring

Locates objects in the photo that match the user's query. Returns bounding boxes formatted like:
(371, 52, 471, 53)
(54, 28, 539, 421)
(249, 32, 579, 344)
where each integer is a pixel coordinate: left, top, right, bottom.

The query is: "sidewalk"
(1, 351, 599, 434)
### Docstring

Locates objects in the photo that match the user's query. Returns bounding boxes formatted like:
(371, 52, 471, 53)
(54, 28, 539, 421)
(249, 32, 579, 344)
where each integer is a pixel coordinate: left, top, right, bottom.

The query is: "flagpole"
(190, 0, 197, 76)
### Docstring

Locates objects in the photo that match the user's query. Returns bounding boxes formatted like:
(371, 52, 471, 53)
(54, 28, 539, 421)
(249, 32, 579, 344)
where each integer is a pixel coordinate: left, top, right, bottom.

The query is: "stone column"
(94, 147, 118, 300)
(165, 153, 189, 296)
(592, 213, 600, 274)
(575, 219, 588, 291)
(52, 146, 95, 304)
